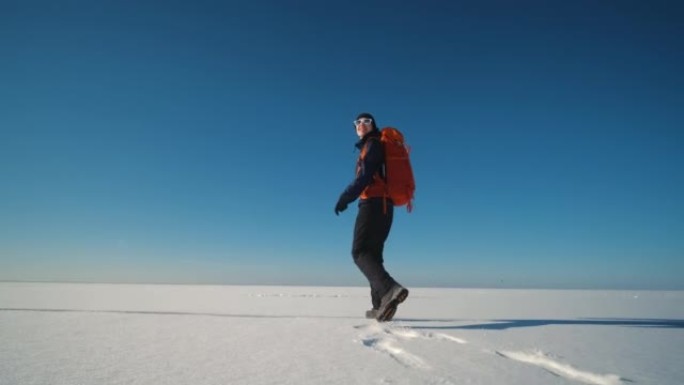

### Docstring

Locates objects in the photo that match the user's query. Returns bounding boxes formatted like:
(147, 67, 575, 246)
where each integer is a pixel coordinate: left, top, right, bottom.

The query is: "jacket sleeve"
(338, 138, 384, 205)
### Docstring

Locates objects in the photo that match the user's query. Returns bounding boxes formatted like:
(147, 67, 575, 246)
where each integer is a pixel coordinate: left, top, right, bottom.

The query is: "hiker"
(335, 112, 409, 322)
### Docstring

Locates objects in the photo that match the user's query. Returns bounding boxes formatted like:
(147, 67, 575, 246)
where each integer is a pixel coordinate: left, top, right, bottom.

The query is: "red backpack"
(379, 127, 415, 212)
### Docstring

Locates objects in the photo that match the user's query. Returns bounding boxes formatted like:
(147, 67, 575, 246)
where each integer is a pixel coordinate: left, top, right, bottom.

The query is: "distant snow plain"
(1, 283, 682, 385)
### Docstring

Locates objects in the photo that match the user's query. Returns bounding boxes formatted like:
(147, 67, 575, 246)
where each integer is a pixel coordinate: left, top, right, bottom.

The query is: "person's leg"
(352, 200, 396, 309)
(371, 202, 409, 322)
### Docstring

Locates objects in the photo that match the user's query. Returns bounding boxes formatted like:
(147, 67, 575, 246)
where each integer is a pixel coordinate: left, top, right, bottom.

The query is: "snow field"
(1, 283, 682, 385)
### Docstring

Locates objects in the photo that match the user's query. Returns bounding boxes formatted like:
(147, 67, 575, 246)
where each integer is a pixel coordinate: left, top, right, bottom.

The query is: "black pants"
(352, 198, 397, 309)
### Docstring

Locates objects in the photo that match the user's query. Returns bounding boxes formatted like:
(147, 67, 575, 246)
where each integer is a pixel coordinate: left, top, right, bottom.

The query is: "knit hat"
(356, 112, 378, 131)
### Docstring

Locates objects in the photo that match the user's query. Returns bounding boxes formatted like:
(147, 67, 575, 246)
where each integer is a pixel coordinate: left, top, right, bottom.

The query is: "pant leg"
(352, 199, 395, 309)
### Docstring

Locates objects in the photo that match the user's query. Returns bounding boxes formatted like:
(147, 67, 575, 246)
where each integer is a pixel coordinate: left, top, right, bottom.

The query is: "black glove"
(334, 200, 348, 216)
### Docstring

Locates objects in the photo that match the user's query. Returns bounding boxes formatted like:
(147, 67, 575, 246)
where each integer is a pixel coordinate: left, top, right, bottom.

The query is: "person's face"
(355, 118, 373, 138)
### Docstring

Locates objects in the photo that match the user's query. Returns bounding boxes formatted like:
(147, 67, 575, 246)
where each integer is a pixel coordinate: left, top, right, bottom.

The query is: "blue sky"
(1, 0, 682, 289)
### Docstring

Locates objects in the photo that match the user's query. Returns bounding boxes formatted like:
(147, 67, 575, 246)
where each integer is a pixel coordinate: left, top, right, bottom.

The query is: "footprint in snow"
(496, 350, 631, 385)
(356, 323, 431, 370)
(355, 323, 468, 371)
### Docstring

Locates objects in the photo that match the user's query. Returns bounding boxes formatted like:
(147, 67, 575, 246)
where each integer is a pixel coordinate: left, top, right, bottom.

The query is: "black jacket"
(339, 130, 385, 206)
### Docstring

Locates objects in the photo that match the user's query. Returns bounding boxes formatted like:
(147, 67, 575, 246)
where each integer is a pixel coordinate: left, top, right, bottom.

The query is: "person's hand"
(335, 200, 348, 215)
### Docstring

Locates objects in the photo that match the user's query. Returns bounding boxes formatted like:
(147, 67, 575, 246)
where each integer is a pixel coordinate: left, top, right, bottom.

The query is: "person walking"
(335, 112, 409, 322)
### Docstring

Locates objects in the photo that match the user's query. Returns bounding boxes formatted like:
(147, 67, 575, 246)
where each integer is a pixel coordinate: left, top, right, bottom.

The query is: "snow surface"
(1, 283, 683, 385)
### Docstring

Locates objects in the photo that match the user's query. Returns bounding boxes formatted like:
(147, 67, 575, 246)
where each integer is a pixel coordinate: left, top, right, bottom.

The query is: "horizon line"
(0, 279, 681, 292)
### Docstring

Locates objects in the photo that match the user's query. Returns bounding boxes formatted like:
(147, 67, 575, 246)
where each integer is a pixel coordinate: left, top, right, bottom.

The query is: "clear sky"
(1, 0, 682, 289)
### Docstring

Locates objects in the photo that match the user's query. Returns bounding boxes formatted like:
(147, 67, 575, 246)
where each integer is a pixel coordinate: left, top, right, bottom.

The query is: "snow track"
(356, 321, 629, 385)
(496, 350, 625, 385)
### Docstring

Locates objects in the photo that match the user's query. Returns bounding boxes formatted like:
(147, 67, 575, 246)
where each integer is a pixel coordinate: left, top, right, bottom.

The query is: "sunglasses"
(354, 118, 373, 126)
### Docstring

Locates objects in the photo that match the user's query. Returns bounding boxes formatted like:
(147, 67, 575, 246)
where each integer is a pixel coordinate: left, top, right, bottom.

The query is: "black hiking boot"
(376, 284, 409, 322)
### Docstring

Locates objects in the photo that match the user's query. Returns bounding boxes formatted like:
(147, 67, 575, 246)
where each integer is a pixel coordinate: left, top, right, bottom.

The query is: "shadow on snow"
(0, 308, 358, 320)
(2, 309, 683, 329)
(395, 318, 684, 330)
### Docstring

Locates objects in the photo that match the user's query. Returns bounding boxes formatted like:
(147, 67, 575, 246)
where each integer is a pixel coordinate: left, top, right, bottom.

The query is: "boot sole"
(376, 288, 409, 322)
(377, 306, 397, 322)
